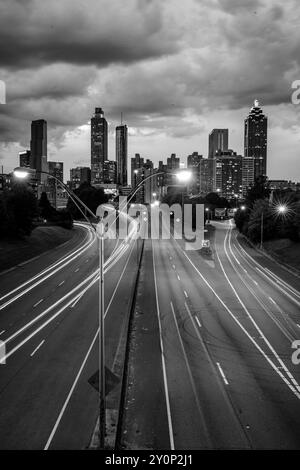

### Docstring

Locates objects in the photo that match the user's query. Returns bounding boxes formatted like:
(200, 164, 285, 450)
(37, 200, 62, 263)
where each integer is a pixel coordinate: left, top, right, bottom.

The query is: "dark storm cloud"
(0, 0, 180, 69)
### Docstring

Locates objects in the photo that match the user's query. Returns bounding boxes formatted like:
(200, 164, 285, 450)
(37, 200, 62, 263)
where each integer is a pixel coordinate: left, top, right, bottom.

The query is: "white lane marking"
(44, 330, 98, 449)
(169, 256, 172, 260)
(253, 280, 258, 286)
(30, 340, 45, 357)
(177, 274, 181, 281)
(184, 290, 188, 298)
(195, 316, 202, 328)
(170, 302, 211, 444)
(33, 298, 44, 308)
(0, 330, 5, 336)
(85, 259, 89, 263)
(172, 264, 176, 269)
(44, 240, 137, 450)
(297, 324, 300, 329)
(74, 268, 80, 273)
(58, 281, 65, 286)
(216, 362, 229, 385)
(3, 237, 136, 362)
(269, 296, 277, 305)
(70, 292, 84, 308)
(177, 238, 300, 399)
(152, 242, 175, 450)
(222, 228, 300, 396)
(0, 224, 96, 309)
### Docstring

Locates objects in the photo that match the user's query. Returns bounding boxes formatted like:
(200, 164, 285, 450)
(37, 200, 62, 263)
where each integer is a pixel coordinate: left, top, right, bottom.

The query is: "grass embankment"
(0, 226, 75, 273)
(263, 238, 300, 274)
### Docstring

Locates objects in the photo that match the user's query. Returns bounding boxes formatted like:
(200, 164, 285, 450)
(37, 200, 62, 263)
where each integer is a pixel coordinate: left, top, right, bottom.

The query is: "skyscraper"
(208, 129, 228, 158)
(19, 150, 31, 168)
(242, 157, 255, 197)
(91, 107, 108, 185)
(214, 150, 243, 200)
(116, 124, 128, 186)
(48, 161, 64, 209)
(187, 152, 203, 194)
(30, 119, 48, 183)
(244, 100, 267, 180)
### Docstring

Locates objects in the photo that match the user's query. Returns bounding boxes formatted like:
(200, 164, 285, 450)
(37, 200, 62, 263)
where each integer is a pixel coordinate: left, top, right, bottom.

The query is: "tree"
(245, 175, 270, 208)
(247, 199, 274, 243)
(0, 184, 38, 238)
(66, 183, 108, 219)
(38, 192, 56, 219)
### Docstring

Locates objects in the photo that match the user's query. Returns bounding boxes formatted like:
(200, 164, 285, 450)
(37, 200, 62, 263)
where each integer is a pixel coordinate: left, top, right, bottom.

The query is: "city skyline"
(0, 0, 299, 183)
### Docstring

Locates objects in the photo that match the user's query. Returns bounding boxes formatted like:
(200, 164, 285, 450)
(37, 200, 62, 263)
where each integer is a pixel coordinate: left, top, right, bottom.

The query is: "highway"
(0, 218, 141, 449)
(120, 218, 300, 449)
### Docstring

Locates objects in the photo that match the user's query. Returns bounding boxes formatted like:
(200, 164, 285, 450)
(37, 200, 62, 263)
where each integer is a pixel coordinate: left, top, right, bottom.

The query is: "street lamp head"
(240, 205, 246, 211)
(176, 170, 192, 183)
(205, 207, 209, 211)
(152, 192, 157, 197)
(134, 169, 139, 175)
(13, 167, 35, 179)
(277, 204, 287, 214)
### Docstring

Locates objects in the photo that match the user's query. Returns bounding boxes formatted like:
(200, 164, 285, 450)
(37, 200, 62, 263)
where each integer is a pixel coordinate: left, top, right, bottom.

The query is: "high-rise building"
(242, 157, 255, 197)
(30, 119, 48, 183)
(166, 153, 180, 186)
(103, 160, 117, 184)
(48, 161, 64, 209)
(187, 152, 203, 194)
(19, 150, 31, 168)
(91, 107, 108, 185)
(69, 167, 91, 190)
(208, 129, 228, 158)
(244, 100, 267, 180)
(116, 124, 128, 187)
(199, 158, 214, 194)
(131, 153, 145, 189)
(214, 150, 243, 200)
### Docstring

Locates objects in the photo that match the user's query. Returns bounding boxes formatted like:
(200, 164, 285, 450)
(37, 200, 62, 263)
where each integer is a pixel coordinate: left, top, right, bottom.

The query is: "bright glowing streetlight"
(277, 204, 287, 214)
(240, 205, 246, 211)
(176, 170, 192, 184)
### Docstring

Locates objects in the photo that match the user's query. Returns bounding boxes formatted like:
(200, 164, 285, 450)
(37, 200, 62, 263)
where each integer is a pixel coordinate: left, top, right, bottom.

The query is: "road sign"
(88, 367, 120, 395)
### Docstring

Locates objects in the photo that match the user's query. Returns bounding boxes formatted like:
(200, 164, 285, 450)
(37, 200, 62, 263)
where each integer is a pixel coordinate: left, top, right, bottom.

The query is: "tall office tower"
(166, 153, 180, 186)
(199, 158, 214, 194)
(187, 152, 203, 194)
(30, 119, 48, 183)
(91, 107, 108, 185)
(131, 153, 145, 188)
(69, 167, 91, 190)
(19, 150, 31, 168)
(103, 160, 117, 184)
(48, 162, 64, 209)
(244, 99, 267, 180)
(214, 150, 243, 200)
(242, 157, 255, 197)
(116, 124, 128, 187)
(208, 129, 228, 158)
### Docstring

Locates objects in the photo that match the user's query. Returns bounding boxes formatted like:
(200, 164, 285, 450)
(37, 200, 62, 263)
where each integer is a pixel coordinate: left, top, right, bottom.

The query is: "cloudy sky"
(0, 0, 300, 183)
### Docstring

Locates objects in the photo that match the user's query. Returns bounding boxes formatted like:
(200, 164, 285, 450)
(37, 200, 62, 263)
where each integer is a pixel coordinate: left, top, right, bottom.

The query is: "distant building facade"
(69, 167, 91, 190)
(244, 100, 267, 180)
(91, 107, 108, 185)
(214, 150, 243, 200)
(209, 129, 228, 158)
(116, 124, 128, 187)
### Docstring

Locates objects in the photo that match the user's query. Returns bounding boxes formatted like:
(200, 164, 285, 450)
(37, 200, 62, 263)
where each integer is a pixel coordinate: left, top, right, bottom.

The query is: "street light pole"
(98, 220, 105, 448)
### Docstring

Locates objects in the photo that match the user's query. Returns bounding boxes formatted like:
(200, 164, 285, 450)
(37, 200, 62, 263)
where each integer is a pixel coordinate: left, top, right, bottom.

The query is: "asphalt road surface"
(121, 218, 300, 449)
(0, 220, 141, 449)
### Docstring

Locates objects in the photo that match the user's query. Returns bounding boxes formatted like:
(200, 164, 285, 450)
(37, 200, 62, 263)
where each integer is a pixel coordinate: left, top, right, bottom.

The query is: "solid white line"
(216, 362, 229, 385)
(44, 237, 138, 449)
(30, 340, 45, 357)
(70, 292, 84, 308)
(44, 330, 98, 449)
(58, 281, 65, 286)
(222, 228, 300, 395)
(184, 290, 188, 298)
(176, 237, 300, 399)
(0, 330, 5, 336)
(33, 298, 44, 308)
(152, 242, 175, 450)
(195, 316, 202, 328)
